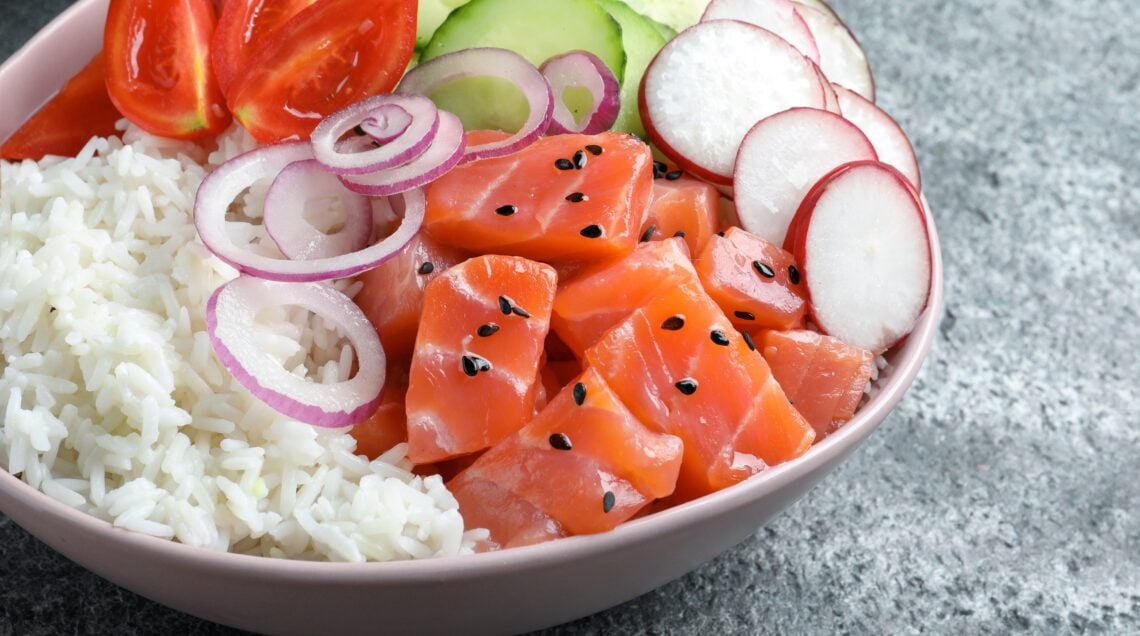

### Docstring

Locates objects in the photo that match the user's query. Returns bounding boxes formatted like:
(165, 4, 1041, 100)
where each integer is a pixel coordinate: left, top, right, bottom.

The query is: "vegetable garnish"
(311, 94, 442, 176)
(206, 276, 386, 427)
(263, 160, 373, 260)
(193, 142, 427, 282)
(540, 51, 621, 135)
(397, 48, 554, 162)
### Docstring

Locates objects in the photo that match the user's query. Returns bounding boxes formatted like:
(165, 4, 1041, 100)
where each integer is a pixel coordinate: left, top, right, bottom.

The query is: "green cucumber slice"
(421, 0, 626, 82)
(619, 0, 707, 33)
(416, 0, 473, 50)
(596, 0, 669, 138)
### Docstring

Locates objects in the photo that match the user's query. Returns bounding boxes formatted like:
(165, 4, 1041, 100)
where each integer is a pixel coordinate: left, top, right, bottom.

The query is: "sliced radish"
(702, 0, 820, 64)
(640, 19, 825, 184)
(814, 63, 842, 114)
(734, 107, 877, 245)
(793, 0, 840, 22)
(784, 160, 931, 354)
(793, 3, 875, 101)
(833, 83, 922, 190)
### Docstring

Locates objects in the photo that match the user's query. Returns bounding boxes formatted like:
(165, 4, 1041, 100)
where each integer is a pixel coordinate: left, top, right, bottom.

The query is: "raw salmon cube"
(694, 226, 807, 331)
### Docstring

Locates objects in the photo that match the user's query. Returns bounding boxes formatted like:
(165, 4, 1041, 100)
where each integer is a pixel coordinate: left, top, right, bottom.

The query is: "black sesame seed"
(717, 231, 726, 237)
(734, 310, 756, 321)
(565, 191, 587, 203)
(353, 125, 366, 136)
(640, 224, 657, 243)
(477, 323, 500, 337)
(495, 204, 517, 216)
(573, 382, 587, 405)
(753, 261, 776, 278)
(549, 433, 573, 451)
(585, 144, 603, 156)
(498, 295, 513, 315)
(661, 315, 685, 331)
(602, 491, 616, 513)
(674, 378, 698, 395)
(461, 355, 480, 377)
(665, 169, 683, 181)
(673, 231, 686, 238)
(417, 262, 435, 275)
(573, 150, 587, 169)
(742, 331, 757, 351)
(710, 330, 730, 346)
(555, 158, 574, 170)
(512, 306, 531, 318)
(580, 225, 603, 239)
(653, 161, 667, 178)
(788, 264, 801, 284)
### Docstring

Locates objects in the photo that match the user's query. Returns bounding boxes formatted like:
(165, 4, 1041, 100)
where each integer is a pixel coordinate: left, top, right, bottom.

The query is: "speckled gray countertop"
(2, 0, 1138, 634)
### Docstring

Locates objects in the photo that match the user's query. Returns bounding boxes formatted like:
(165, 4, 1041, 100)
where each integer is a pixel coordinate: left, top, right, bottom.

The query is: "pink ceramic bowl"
(0, 2, 943, 633)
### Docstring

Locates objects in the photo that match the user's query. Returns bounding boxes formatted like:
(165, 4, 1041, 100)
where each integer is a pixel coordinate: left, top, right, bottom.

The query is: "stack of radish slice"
(640, 0, 931, 355)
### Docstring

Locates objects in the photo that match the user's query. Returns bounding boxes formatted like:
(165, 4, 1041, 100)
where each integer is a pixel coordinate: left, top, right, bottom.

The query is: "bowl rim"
(0, 0, 944, 585)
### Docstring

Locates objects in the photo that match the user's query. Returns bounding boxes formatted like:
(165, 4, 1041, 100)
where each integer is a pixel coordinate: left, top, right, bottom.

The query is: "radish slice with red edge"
(263, 160, 373, 260)
(640, 19, 826, 185)
(832, 83, 922, 190)
(815, 63, 842, 114)
(793, 3, 875, 101)
(397, 47, 553, 162)
(194, 142, 427, 281)
(540, 50, 621, 134)
(311, 94, 440, 176)
(734, 107, 877, 245)
(339, 110, 467, 196)
(206, 276, 386, 428)
(784, 160, 931, 354)
(702, 0, 821, 64)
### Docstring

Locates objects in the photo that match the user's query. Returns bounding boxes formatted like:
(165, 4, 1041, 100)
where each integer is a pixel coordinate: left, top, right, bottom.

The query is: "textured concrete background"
(2, 0, 1138, 634)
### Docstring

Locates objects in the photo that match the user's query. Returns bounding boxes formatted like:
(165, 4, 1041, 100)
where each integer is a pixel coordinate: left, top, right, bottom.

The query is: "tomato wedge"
(212, 0, 320, 98)
(225, 0, 417, 142)
(103, 0, 231, 139)
(1, 54, 122, 161)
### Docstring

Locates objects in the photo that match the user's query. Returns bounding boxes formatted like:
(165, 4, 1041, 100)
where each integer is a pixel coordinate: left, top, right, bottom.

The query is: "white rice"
(0, 121, 485, 561)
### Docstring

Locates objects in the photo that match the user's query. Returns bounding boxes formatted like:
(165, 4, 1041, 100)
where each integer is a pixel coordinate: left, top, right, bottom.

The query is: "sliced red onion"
(340, 110, 467, 196)
(195, 142, 427, 281)
(263, 160, 373, 260)
(359, 103, 413, 143)
(206, 276, 386, 427)
(540, 50, 621, 135)
(397, 47, 553, 162)
(311, 94, 440, 175)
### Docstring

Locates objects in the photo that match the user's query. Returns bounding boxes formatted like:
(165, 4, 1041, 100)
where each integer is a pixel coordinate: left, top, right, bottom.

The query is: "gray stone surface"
(2, 0, 1138, 634)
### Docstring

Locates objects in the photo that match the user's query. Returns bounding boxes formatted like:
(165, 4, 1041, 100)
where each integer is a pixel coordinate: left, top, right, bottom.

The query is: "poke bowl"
(0, 0, 943, 633)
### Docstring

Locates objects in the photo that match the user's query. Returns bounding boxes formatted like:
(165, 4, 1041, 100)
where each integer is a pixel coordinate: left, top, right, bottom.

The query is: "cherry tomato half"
(104, 0, 231, 139)
(212, 0, 319, 98)
(1, 53, 123, 160)
(225, 0, 417, 143)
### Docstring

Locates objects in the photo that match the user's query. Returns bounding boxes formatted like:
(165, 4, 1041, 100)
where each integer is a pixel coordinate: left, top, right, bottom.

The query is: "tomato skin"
(226, 0, 417, 142)
(211, 0, 319, 98)
(1, 54, 123, 161)
(104, 0, 231, 139)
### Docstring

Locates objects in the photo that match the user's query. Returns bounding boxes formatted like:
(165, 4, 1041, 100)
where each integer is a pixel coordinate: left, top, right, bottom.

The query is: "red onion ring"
(540, 50, 621, 135)
(397, 47, 553, 162)
(311, 94, 440, 176)
(194, 143, 427, 282)
(339, 110, 467, 196)
(206, 276, 386, 428)
(359, 103, 414, 143)
(263, 160, 373, 260)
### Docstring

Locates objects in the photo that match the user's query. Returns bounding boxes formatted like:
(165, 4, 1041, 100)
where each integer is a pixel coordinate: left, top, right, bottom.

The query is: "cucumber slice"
(596, 0, 668, 138)
(416, 0, 475, 50)
(619, 0, 707, 33)
(421, 0, 626, 82)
